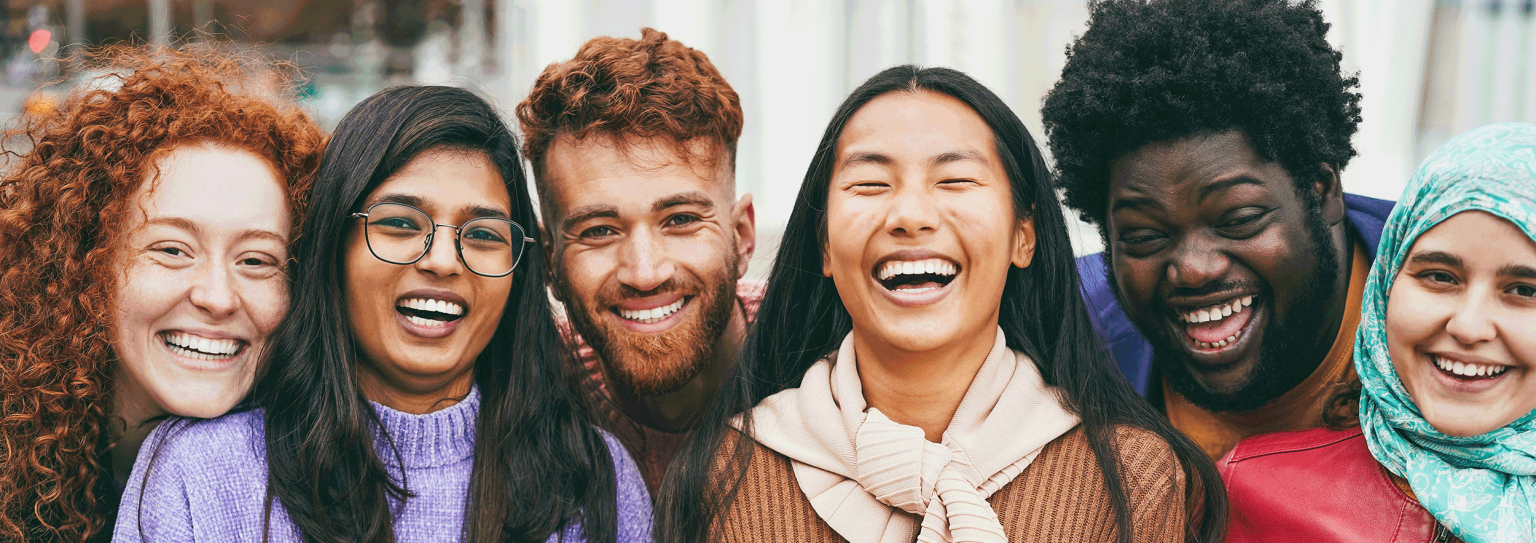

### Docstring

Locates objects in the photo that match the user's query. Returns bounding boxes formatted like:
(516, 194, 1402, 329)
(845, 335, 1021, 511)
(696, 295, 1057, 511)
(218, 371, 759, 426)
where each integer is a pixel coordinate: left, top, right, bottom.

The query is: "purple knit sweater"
(111, 387, 653, 542)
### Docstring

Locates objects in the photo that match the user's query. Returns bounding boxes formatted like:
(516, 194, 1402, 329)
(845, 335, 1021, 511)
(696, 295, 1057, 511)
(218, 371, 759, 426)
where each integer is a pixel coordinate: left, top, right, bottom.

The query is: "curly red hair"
(0, 43, 322, 542)
(515, 27, 743, 189)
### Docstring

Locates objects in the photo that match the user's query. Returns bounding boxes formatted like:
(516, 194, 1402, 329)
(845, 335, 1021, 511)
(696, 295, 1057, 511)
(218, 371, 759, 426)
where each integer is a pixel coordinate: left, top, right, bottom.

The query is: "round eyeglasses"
(350, 202, 535, 277)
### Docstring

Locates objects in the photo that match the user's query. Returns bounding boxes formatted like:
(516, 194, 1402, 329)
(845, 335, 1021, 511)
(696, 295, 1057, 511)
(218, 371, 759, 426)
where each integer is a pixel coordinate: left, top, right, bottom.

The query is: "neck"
(608, 302, 746, 433)
(855, 325, 998, 443)
(110, 387, 163, 487)
(356, 366, 475, 415)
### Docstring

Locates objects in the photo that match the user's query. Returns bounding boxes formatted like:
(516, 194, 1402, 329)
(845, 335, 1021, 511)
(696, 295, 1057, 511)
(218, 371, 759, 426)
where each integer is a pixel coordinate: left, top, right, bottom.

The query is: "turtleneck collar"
(368, 386, 481, 469)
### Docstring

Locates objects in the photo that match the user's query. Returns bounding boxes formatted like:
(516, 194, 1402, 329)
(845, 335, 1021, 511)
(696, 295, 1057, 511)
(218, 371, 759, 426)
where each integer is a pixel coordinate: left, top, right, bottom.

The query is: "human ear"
(1011, 212, 1037, 269)
(732, 194, 757, 280)
(1315, 163, 1346, 227)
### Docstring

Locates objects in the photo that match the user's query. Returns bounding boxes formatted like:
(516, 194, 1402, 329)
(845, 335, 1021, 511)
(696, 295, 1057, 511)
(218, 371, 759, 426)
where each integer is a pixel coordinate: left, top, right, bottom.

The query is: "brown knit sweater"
(710, 426, 1188, 543)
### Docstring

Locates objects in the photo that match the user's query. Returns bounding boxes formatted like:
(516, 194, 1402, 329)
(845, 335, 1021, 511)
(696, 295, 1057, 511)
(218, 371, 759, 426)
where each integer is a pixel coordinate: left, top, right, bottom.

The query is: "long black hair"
(657, 66, 1225, 543)
(253, 86, 617, 543)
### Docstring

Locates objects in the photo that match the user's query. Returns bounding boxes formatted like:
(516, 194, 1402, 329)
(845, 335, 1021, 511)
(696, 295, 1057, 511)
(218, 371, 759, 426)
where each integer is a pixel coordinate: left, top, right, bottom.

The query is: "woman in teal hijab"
(1217, 122, 1536, 543)
(1355, 122, 1536, 542)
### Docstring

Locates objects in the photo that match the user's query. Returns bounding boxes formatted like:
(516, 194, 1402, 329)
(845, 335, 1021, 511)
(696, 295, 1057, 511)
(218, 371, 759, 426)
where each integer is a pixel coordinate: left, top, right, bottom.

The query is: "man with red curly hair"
(517, 27, 757, 495)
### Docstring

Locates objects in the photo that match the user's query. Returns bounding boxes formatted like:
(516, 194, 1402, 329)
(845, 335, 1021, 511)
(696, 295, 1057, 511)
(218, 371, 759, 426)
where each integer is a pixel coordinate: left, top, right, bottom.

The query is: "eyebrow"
(371, 193, 510, 220)
(370, 193, 423, 208)
(1110, 195, 1161, 214)
(933, 149, 986, 166)
(562, 204, 619, 228)
(839, 149, 988, 170)
(464, 205, 510, 220)
(653, 191, 716, 213)
(1197, 176, 1266, 202)
(1499, 263, 1536, 280)
(1408, 251, 1463, 268)
(145, 217, 285, 244)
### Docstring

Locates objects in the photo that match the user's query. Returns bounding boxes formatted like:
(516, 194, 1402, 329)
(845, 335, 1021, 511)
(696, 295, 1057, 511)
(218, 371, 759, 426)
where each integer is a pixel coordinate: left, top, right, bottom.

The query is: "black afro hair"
(1042, 0, 1362, 228)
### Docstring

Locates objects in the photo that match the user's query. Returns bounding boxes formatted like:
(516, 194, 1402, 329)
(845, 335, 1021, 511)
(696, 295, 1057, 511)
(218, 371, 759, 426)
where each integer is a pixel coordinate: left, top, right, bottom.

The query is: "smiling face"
(113, 143, 290, 422)
(1107, 131, 1347, 411)
(823, 90, 1035, 357)
(544, 136, 754, 396)
(1387, 211, 1536, 437)
(345, 149, 515, 408)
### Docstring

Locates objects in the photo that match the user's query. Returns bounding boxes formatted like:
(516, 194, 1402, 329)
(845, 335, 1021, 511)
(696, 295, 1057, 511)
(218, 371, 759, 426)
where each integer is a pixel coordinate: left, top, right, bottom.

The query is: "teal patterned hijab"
(1357, 122, 1536, 543)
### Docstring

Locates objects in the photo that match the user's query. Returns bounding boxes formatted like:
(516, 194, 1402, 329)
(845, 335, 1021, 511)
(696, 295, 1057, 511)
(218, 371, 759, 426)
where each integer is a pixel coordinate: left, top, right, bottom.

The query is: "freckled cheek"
(115, 263, 186, 325)
(242, 278, 290, 335)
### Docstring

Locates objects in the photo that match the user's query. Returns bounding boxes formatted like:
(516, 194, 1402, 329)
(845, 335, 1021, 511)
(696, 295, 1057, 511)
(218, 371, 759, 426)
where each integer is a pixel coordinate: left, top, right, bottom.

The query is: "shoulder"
(594, 428, 655, 543)
(1219, 427, 1430, 542)
(1033, 425, 1182, 484)
(995, 426, 1187, 541)
(1343, 193, 1397, 257)
(140, 410, 267, 474)
(1219, 427, 1389, 494)
(114, 410, 270, 542)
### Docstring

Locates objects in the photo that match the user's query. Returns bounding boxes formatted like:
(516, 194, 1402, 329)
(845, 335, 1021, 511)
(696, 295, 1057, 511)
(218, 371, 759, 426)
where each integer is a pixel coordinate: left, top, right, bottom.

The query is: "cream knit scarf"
(741, 327, 1080, 543)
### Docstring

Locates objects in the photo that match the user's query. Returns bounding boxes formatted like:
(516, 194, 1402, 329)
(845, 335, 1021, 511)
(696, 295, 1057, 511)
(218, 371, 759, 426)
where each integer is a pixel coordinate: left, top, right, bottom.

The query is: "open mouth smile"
(1175, 295, 1257, 352)
(874, 258, 959, 294)
(397, 297, 466, 329)
(614, 297, 689, 324)
(160, 331, 246, 361)
(1431, 353, 1510, 381)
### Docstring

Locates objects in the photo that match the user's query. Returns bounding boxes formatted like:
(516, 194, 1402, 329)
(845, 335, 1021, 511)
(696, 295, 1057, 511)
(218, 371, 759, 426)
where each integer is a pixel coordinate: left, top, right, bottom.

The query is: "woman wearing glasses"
(115, 86, 651, 542)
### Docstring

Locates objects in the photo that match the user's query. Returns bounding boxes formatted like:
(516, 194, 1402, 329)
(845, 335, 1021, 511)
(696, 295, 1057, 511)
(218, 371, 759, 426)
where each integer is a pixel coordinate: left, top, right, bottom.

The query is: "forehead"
(368, 149, 510, 211)
(1108, 131, 1295, 210)
(138, 144, 287, 232)
(836, 90, 997, 163)
(541, 135, 732, 214)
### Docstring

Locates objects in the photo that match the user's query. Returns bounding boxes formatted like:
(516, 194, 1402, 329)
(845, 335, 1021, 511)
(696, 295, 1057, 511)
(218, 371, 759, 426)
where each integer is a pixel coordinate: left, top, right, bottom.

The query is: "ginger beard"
(560, 249, 739, 397)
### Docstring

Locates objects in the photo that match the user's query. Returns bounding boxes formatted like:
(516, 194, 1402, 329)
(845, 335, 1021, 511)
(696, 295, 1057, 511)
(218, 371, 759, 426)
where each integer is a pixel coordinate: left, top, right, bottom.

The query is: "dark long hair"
(657, 66, 1226, 543)
(254, 86, 617, 543)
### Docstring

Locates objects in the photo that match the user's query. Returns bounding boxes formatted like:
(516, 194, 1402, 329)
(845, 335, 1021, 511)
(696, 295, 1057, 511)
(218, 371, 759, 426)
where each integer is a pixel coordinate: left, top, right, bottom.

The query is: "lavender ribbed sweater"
(111, 387, 653, 542)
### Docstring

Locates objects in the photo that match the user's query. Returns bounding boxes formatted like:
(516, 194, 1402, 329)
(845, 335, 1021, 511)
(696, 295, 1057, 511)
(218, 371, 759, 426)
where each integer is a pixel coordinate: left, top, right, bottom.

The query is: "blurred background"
(0, 0, 1519, 264)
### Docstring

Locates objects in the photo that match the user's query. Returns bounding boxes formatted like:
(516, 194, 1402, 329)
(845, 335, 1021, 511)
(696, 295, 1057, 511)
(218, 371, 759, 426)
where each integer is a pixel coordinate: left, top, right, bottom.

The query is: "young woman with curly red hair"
(0, 44, 323, 542)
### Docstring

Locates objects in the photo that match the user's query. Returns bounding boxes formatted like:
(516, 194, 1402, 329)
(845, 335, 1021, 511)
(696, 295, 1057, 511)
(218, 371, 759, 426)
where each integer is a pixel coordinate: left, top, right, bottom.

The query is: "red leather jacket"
(1218, 427, 1460, 542)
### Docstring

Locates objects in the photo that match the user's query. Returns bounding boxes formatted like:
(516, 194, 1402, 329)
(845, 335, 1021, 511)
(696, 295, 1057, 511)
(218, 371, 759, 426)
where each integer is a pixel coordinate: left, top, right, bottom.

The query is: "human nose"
(1445, 290, 1497, 346)
(885, 182, 939, 237)
(1165, 236, 1230, 289)
(189, 261, 240, 318)
(615, 228, 674, 292)
(414, 224, 465, 277)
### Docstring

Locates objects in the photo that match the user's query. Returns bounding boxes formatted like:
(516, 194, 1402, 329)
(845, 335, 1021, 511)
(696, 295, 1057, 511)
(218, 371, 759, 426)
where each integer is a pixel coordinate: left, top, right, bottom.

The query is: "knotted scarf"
(1357, 122, 1536, 543)
(742, 327, 1080, 543)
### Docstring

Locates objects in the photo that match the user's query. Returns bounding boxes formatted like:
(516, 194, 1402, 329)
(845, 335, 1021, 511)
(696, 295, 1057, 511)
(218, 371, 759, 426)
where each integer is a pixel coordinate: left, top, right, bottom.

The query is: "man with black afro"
(1042, 0, 1395, 461)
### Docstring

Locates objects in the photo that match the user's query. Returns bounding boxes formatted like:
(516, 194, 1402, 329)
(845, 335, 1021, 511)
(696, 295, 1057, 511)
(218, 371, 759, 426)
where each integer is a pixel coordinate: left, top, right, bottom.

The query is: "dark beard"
(1113, 208, 1342, 413)
(559, 256, 739, 397)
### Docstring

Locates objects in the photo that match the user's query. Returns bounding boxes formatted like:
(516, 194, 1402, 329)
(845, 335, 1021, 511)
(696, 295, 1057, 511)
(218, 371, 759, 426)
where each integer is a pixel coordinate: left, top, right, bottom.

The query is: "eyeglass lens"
(362, 203, 526, 276)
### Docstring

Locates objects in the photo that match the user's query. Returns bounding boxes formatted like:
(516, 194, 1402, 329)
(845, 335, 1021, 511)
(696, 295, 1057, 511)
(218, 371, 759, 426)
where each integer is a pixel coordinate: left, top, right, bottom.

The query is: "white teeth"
(1180, 295, 1256, 323)
(1194, 332, 1242, 350)
(398, 297, 465, 318)
(405, 314, 448, 328)
(617, 298, 686, 324)
(1433, 355, 1509, 378)
(876, 258, 958, 281)
(162, 332, 242, 360)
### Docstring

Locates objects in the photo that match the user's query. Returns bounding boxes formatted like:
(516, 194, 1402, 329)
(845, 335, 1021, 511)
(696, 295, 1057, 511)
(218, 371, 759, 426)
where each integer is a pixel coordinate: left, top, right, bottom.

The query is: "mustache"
(594, 277, 703, 307)
(1159, 280, 1265, 306)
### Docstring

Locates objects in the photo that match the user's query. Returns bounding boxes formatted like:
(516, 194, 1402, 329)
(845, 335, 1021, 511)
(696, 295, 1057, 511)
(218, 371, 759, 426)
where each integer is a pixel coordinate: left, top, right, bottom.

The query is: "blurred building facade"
(0, 0, 1518, 257)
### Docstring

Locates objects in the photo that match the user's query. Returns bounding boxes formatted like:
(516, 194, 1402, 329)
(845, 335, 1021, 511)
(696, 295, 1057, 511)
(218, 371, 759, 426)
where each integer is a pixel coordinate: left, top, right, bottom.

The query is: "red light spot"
(29, 30, 51, 54)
